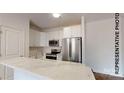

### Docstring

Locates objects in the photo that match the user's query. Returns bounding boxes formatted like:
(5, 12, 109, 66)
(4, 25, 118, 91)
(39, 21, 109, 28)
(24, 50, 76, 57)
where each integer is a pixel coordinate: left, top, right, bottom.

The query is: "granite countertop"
(0, 57, 95, 80)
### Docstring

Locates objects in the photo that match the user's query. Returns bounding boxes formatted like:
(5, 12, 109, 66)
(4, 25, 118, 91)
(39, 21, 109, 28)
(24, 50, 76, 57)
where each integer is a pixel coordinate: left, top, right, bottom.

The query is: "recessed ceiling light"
(52, 13, 61, 18)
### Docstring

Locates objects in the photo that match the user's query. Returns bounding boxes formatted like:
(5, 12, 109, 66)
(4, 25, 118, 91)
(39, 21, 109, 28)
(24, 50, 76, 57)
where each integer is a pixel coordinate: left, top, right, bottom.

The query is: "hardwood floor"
(93, 72, 124, 80)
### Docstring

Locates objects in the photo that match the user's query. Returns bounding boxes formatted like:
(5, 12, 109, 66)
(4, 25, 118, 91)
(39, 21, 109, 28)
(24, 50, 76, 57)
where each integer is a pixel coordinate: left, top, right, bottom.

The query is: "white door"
(0, 26, 21, 58)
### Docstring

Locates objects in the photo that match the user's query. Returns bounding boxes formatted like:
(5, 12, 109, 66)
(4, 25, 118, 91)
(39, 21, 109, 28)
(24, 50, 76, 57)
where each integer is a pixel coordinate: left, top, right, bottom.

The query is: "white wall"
(121, 17, 124, 76)
(85, 18, 123, 76)
(0, 14, 29, 57)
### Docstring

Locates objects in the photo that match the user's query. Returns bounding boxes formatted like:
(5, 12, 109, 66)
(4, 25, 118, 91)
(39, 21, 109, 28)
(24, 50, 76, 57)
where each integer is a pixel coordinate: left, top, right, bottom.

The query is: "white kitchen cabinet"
(29, 29, 46, 47)
(63, 27, 71, 38)
(46, 31, 54, 41)
(29, 29, 35, 46)
(0, 64, 4, 80)
(63, 25, 81, 38)
(46, 30, 62, 47)
(40, 32, 46, 46)
(0, 64, 14, 80)
(46, 31, 60, 40)
(33, 31, 41, 46)
(4, 66, 14, 80)
(29, 29, 41, 46)
(71, 25, 82, 37)
(0, 26, 22, 58)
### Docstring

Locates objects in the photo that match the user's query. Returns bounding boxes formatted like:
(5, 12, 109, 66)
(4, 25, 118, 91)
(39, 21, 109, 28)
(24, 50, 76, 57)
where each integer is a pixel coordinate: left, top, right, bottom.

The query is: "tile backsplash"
(29, 46, 62, 59)
(29, 47, 44, 59)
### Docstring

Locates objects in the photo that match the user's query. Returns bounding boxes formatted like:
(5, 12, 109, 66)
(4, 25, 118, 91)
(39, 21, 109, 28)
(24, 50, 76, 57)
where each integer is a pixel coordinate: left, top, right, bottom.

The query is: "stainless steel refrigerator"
(62, 37, 82, 63)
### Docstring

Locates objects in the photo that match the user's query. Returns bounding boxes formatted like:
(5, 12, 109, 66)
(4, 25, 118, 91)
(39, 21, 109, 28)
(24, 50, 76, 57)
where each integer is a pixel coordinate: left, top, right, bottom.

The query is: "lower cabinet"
(4, 66, 14, 80)
(0, 64, 14, 80)
(0, 64, 5, 80)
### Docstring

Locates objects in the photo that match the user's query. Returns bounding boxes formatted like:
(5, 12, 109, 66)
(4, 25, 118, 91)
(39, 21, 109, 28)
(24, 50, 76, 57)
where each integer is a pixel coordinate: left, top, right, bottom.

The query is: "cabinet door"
(29, 29, 36, 46)
(40, 32, 46, 46)
(71, 25, 81, 37)
(46, 31, 53, 40)
(4, 66, 14, 80)
(63, 27, 71, 38)
(0, 64, 5, 80)
(63, 25, 81, 38)
(30, 29, 46, 47)
(46, 31, 60, 46)
(34, 31, 41, 46)
(1, 26, 21, 58)
(53, 31, 60, 40)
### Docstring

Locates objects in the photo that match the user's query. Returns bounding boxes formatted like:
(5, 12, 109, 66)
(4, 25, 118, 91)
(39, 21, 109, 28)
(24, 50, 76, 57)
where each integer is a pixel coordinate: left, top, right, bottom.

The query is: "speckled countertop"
(0, 57, 95, 80)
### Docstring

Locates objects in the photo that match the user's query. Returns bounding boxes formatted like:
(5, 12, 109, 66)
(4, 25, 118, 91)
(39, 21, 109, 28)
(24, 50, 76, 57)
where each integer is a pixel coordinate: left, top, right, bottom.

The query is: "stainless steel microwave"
(49, 40, 59, 47)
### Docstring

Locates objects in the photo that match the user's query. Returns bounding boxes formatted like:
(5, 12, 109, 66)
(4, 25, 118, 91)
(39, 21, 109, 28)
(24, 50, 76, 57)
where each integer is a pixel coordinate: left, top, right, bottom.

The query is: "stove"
(46, 53, 57, 60)
(46, 49, 61, 60)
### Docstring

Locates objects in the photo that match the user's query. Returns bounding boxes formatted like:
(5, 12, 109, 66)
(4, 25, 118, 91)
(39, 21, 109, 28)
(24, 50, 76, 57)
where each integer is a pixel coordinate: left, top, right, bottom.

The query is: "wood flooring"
(93, 72, 124, 80)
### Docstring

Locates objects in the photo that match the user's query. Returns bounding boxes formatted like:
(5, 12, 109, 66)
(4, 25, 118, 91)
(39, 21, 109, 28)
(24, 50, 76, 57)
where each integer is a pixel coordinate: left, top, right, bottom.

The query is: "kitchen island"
(0, 57, 95, 80)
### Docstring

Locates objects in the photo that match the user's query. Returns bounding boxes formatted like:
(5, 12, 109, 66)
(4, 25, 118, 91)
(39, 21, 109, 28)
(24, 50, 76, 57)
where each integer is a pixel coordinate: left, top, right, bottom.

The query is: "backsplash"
(29, 47, 44, 59)
(29, 46, 62, 59)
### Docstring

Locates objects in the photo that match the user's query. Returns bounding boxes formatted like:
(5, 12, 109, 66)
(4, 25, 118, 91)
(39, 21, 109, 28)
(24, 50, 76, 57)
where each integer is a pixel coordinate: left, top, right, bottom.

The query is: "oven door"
(46, 55, 57, 60)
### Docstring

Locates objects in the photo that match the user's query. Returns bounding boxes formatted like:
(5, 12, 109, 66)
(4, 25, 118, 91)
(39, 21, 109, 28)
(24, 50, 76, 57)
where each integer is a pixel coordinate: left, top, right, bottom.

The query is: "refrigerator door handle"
(69, 38, 72, 60)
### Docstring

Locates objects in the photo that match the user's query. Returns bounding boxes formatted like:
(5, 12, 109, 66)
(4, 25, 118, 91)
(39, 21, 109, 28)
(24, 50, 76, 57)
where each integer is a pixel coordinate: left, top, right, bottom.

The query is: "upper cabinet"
(29, 29, 46, 47)
(46, 30, 61, 40)
(71, 25, 82, 37)
(46, 30, 63, 47)
(40, 32, 47, 46)
(63, 27, 71, 38)
(63, 25, 81, 38)
(29, 24, 81, 47)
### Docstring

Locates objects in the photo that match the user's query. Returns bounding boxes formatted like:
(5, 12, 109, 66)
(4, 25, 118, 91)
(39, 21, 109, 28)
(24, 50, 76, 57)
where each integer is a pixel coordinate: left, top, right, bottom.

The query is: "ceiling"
(28, 13, 122, 29)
